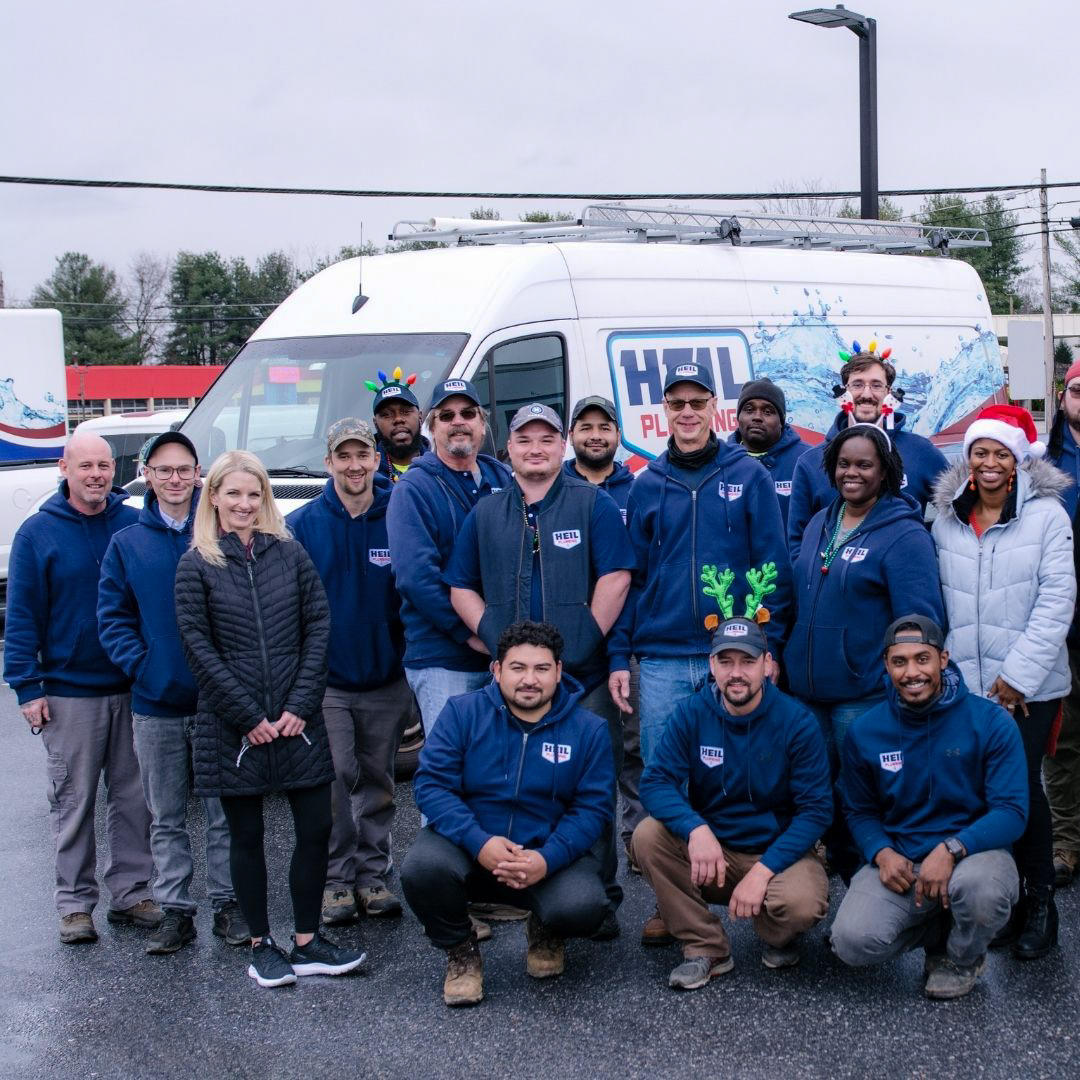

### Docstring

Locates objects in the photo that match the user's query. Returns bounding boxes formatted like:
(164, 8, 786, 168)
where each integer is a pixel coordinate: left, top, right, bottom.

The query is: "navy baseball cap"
(709, 617, 768, 658)
(428, 378, 482, 410)
(141, 430, 198, 466)
(373, 382, 420, 413)
(664, 361, 715, 395)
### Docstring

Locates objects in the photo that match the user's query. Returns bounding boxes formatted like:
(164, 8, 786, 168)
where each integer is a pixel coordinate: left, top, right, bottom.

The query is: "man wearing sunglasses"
(98, 431, 248, 954)
(387, 380, 512, 746)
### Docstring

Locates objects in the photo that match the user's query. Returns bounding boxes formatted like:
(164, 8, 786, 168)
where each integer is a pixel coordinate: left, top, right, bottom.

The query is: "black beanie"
(737, 378, 786, 422)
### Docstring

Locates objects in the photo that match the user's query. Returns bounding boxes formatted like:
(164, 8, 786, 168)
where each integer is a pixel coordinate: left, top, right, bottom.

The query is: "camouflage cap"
(326, 417, 376, 454)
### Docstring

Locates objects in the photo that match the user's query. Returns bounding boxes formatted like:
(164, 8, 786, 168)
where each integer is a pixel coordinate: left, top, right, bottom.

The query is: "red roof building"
(66, 365, 224, 423)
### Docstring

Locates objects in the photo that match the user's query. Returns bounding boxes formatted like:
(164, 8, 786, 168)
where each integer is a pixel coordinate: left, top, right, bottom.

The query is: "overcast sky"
(3, 0, 1078, 303)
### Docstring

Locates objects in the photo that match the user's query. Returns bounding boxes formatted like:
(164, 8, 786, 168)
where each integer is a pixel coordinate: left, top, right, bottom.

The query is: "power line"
(2, 174, 1079, 201)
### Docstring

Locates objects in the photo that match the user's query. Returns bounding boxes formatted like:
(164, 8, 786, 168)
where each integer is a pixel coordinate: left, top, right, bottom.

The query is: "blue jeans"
(405, 666, 492, 739)
(801, 696, 885, 777)
(132, 713, 234, 914)
(637, 655, 712, 767)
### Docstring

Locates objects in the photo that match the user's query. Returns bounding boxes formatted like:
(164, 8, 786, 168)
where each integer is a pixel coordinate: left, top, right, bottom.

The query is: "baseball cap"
(326, 417, 376, 454)
(664, 360, 715, 395)
(570, 395, 618, 426)
(141, 430, 198, 467)
(373, 382, 420, 414)
(509, 402, 564, 435)
(428, 378, 482, 410)
(709, 617, 768, 658)
(883, 615, 945, 653)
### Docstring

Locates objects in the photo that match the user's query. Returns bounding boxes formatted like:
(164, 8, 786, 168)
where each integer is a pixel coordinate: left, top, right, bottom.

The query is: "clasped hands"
(246, 711, 307, 745)
(478, 836, 548, 889)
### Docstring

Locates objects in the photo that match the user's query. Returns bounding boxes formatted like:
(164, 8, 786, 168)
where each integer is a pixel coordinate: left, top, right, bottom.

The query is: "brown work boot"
(443, 936, 484, 1007)
(106, 899, 163, 928)
(1053, 848, 1079, 887)
(469, 915, 492, 942)
(321, 888, 358, 926)
(641, 907, 675, 946)
(59, 912, 98, 945)
(525, 914, 565, 979)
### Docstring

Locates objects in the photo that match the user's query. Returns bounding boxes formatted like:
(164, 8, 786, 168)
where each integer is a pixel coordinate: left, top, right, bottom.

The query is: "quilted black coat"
(175, 531, 334, 797)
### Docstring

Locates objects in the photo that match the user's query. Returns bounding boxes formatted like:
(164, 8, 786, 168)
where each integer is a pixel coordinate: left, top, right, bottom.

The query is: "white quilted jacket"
(931, 458, 1075, 702)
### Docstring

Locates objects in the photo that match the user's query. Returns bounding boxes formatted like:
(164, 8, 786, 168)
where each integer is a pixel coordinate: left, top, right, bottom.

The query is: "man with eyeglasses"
(608, 361, 791, 946)
(387, 380, 512, 746)
(787, 348, 947, 559)
(98, 431, 249, 954)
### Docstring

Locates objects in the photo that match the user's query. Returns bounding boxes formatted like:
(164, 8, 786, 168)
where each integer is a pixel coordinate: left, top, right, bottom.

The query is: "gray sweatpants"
(40, 694, 154, 916)
(831, 849, 1019, 969)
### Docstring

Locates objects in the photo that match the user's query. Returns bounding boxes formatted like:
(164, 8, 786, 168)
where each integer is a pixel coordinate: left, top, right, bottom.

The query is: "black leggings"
(1012, 699, 1058, 889)
(220, 784, 333, 939)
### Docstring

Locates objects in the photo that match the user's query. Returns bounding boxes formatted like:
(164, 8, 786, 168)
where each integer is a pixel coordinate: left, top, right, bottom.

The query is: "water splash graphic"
(0, 378, 66, 431)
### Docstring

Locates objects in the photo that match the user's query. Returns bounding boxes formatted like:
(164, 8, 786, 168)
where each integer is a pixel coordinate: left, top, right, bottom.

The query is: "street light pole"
(790, 5, 879, 219)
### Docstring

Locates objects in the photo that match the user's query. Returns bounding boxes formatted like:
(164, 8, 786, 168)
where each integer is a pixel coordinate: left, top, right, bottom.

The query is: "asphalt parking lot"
(2, 672, 1079, 1080)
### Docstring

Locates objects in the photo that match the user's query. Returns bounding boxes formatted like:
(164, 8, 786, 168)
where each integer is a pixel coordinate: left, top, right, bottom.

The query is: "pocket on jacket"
(787, 623, 864, 700)
(551, 602, 604, 669)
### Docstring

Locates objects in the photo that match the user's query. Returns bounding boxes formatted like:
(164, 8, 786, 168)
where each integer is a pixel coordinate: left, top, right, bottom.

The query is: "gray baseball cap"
(509, 402, 564, 435)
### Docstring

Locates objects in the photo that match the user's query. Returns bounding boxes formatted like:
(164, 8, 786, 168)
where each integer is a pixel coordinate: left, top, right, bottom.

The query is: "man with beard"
(831, 616, 1028, 1000)
(632, 617, 831, 988)
(401, 621, 614, 1007)
(1044, 359, 1080, 887)
(386, 380, 511, 743)
(447, 402, 634, 936)
(727, 379, 810, 527)
(288, 419, 411, 925)
(787, 346, 947, 558)
(370, 374, 428, 484)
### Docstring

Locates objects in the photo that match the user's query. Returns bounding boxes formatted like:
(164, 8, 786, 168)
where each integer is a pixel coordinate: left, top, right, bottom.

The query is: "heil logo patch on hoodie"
(879, 751, 903, 773)
(717, 482, 743, 501)
(841, 546, 869, 563)
(542, 742, 572, 764)
(775, 481, 792, 497)
(700, 745, 724, 768)
(368, 549, 391, 567)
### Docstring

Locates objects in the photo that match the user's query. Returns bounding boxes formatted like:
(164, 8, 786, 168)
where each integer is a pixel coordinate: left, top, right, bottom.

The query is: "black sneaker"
(247, 935, 298, 988)
(213, 902, 252, 946)
(146, 910, 197, 955)
(289, 931, 366, 977)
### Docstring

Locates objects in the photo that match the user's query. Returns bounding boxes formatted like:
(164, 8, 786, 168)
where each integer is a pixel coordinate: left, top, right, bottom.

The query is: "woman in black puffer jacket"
(175, 450, 364, 989)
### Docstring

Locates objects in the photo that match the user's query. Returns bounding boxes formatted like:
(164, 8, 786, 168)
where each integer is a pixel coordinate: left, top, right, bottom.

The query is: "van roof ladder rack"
(389, 204, 990, 254)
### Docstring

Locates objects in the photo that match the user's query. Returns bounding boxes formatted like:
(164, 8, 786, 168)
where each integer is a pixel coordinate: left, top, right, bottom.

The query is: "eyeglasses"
(435, 406, 480, 423)
(664, 397, 713, 412)
(847, 380, 888, 394)
(145, 464, 197, 480)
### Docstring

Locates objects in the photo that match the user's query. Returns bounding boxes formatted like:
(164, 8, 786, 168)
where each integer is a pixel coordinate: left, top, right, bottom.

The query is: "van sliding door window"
(473, 334, 566, 451)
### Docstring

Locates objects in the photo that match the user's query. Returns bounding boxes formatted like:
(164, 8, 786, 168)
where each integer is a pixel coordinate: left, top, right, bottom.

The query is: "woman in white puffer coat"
(932, 405, 1075, 964)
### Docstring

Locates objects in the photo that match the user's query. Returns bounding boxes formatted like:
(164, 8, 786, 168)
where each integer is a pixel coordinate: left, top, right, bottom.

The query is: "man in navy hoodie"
(831, 616, 1028, 1000)
(787, 348, 947, 559)
(633, 617, 831, 989)
(727, 379, 811, 528)
(288, 418, 412, 925)
(386, 379, 511, 742)
(5, 432, 157, 945)
(401, 621, 614, 1007)
(98, 431, 247, 955)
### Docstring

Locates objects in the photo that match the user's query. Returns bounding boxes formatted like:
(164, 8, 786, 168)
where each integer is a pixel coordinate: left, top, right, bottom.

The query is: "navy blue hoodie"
(5, 486, 138, 704)
(1047, 409, 1080, 519)
(413, 676, 615, 875)
(609, 440, 791, 668)
(287, 475, 404, 693)
(640, 679, 832, 874)
(727, 425, 812, 527)
(786, 493, 945, 704)
(841, 662, 1028, 863)
(787, 411, 948, 560)
(97, 489, 200, 717)
(562, 458, 635, 519)
(386, 449, 511, 671)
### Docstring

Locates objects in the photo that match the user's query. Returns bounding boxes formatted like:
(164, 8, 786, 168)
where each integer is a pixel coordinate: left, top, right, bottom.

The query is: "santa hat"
(962, 404, 1045, 463)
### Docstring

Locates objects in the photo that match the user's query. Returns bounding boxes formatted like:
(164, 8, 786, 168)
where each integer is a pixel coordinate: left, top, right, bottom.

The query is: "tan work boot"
(641, 907, 675, 946)
(443, 936, 484, 1006)
(106, 899, 163, 928)
(1053, 848, 1079, 887)
(321, 888, 358, 925)
(525, 914, 565, 979)
(59, 912, 98, 944)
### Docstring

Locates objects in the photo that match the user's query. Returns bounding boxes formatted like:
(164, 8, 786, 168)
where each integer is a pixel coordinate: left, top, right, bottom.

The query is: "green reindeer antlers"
(700, 565, 735, 620)
(743, 562, 777, 619)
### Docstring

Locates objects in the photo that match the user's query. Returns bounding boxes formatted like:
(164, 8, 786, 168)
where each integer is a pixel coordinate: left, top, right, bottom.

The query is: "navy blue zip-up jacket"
(609, 442, 791, 669)
(562, 458, 635, 519)
(5, 486, 138, 704)
(413, 676, 615, 875)
(727, 425, 812, 528)
(786, 493, 945, 704)
(841, 662, 1028, 863)
(640, 680, 832, 874)
(287, 475, 404, 693)
(1047, 409, 1080, 520)
(386, 450, 511, 671)
(787, 411, 948, 561)
(97, 490, 200, 717)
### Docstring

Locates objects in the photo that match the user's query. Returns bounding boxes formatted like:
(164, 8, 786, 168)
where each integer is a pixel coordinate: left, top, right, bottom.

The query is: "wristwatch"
(944, 837, 966, 861)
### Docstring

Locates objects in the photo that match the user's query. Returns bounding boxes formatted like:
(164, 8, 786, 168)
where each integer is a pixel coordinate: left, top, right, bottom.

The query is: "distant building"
(66, 365, 224, 428)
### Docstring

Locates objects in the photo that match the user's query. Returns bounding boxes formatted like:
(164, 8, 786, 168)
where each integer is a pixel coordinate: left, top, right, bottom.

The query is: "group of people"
(6, 342, 1080, 1004)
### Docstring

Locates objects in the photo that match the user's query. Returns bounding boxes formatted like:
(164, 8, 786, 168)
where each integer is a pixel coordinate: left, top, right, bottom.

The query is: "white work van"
(173, 207, 1004, 510)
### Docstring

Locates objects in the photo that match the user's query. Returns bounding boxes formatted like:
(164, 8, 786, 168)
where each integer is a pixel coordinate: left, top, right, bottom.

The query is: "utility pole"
(0, 271, 5, 308)
(1040, 168, 1055, 425)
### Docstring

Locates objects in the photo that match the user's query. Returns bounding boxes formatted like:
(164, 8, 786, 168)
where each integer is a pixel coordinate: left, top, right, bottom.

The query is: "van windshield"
(180, 333, 468, 475)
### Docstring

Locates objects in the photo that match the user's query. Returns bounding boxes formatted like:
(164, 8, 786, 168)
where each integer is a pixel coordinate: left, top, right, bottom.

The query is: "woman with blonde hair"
(176, 451, 365, 987)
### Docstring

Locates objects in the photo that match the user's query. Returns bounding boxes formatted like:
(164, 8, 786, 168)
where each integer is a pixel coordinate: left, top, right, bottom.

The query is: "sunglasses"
(436, 406, 480, 423)
(664, 396, 713, 412)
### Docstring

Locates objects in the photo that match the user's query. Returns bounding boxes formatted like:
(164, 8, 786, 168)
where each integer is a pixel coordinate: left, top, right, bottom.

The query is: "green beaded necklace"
(820, 502, 861, 575)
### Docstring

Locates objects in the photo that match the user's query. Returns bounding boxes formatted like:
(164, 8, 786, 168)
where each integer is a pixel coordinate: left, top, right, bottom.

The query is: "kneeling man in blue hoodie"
(831, 616, 1028, 1000)
(632, 617, 832, 990)
(401, 620, 614, 1007)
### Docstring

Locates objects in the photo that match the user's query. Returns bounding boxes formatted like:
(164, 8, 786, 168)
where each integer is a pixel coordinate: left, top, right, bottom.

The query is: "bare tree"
(757, 179, 842, 219)
(127, 252, 171, 362)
